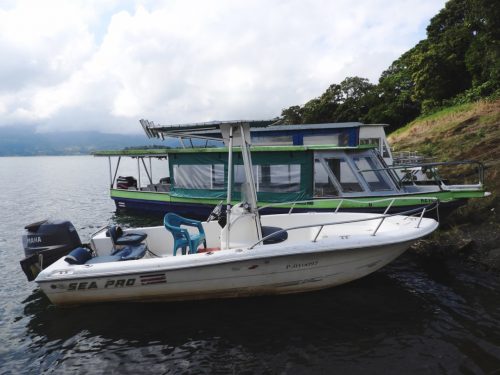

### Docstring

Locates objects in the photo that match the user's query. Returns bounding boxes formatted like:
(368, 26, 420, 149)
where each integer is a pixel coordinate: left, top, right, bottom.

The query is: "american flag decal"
(140, 273, 167, 285)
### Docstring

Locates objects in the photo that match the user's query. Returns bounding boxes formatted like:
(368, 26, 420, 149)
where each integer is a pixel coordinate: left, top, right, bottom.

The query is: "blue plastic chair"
(164, 213, 206, 256)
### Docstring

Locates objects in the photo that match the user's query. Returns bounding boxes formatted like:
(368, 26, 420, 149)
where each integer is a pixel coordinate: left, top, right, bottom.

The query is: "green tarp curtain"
(168, 150, 313, 202)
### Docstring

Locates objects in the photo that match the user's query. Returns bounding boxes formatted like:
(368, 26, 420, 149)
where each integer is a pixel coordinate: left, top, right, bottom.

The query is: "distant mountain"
(0, 126, 177, 156)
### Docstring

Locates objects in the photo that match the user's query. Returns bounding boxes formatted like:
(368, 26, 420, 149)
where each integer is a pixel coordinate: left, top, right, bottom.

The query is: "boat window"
(234, 164, 301, 192)
(314, 158, 364, 195)
(173, 164, 225, 190)
(265, 164, 301, 192)
(327, 158, 363, 193)
(352, 156, 392, 191)
(251, 135, 293, 146)
(360, 138, 379, 147)
(381, 140, 391, 158)
(360, 138, 391, 158)
(304, 131, 350, 146)
(314, 159, 339, 196)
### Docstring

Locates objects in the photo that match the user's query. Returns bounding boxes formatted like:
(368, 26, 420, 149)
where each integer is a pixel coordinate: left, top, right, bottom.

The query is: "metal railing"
(249, 198, 439, 249)
(357, 160, 485, 189)
(392, 151, 436, 165)
(258, 196, 432, 215)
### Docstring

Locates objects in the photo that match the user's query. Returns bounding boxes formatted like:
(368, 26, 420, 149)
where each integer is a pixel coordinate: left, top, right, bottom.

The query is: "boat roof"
(140, 119, 389, 140)
(237, 122, 388, 132)
(141, 119, 276, 141)
(93, 144, 376, 157)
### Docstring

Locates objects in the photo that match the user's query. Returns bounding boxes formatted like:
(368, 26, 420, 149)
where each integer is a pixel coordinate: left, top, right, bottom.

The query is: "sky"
(0, 0, 447, 134)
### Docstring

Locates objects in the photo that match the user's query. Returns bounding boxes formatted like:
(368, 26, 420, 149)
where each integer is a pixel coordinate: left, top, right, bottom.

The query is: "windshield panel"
(314, 157, 363, 195)
(353, 156, 392, 191)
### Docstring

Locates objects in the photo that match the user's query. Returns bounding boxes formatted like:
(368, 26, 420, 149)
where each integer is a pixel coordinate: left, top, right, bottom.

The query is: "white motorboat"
(33, 121, 439, 306)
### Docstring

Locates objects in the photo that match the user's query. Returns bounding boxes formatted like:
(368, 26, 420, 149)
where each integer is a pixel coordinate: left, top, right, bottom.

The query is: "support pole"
(137, 158, 141, 190)
(108, 157, 112, 188)
(239, 123, 262, 240)
(149, 157, 153, 183)
(141, 157, 153, 185)
(225, 126, 234, 249)
(112, 157, 122, 188)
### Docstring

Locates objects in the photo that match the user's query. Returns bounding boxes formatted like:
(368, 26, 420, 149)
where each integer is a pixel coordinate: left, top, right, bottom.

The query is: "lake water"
(1, 156, 500, 374)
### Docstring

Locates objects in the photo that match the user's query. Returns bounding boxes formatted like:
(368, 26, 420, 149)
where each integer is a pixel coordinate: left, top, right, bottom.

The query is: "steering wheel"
(207, 202, 223, 222)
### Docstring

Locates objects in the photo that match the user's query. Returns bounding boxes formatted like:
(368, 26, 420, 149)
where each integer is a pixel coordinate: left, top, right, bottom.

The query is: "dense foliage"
(279, 0, 500, 132)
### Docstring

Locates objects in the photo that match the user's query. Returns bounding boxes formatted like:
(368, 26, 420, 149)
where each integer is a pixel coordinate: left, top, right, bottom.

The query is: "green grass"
(388, 98, 500, 224)
(389, 102, 476, 138)
(415, 102, 475, 122)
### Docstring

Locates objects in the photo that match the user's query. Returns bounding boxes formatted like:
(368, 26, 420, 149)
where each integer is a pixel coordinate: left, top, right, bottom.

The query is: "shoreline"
(411, 203, 500, 271)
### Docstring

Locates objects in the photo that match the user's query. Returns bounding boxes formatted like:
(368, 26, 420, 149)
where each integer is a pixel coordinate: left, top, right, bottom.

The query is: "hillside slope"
(387, 99, 500, 268)
(389, 100, 500, 170)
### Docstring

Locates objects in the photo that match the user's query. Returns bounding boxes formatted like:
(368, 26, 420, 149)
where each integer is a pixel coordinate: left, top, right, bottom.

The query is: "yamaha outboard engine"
(20, 220, 82, 281)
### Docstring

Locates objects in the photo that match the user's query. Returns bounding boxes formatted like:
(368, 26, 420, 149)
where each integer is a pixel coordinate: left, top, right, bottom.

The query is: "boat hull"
(38, 241, 411, 306)
(111, 190, 468, 220)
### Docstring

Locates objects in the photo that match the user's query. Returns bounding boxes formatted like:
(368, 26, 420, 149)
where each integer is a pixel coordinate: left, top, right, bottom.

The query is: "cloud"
(0, 0, 446, 133)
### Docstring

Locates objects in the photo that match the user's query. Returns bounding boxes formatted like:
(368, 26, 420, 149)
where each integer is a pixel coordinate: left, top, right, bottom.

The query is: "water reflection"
(22, 269, 446, 373)
(111, 213, 161, 228)
(15, 255, 500, 374)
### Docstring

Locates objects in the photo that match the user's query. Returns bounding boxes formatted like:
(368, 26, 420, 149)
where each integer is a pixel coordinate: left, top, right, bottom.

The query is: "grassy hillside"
(388, 98, 499, 202)
(389, 99, 500, 166)
(387, 99, 500, 266)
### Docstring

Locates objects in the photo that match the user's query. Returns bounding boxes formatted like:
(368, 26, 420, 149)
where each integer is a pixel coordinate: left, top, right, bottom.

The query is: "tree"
(280, 77, 377, 124)
(464, 0, 500, 92)
(411, 0, 498, 108)
(330, 77, 377, 122)
(411, 1, 471, 106)
(280, 105, 303, 124)
(279, 0, 500, 129)
(364, 52, 421, 131)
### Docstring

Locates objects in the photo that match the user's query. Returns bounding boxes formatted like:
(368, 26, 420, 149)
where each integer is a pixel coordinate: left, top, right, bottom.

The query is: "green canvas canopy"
(168, 150, 313, 202)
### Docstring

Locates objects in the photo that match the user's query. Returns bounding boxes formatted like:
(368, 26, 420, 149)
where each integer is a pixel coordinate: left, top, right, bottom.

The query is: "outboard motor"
(117, 176, 137, 189)
(20, 220, 82, 281)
